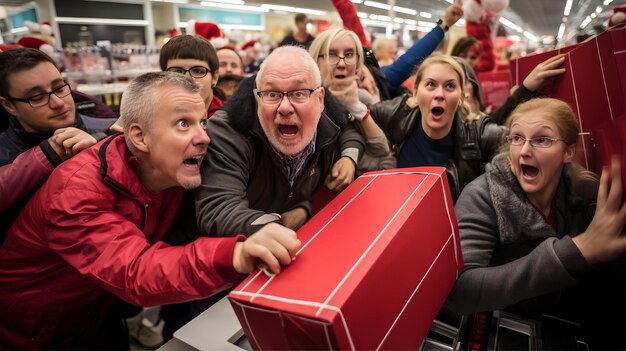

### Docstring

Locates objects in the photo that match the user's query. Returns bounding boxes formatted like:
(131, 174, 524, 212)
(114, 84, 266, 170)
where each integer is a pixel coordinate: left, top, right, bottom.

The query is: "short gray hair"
(255, 46, 322, 88)
(121, 71, 200, 153)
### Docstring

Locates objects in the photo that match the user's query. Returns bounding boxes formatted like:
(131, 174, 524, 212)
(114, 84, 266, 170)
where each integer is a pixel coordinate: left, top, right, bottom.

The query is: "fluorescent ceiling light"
(557, 23, 565, 39)
(360, 18, 392, 28)
(420, 12, 432, 18)
(523, 31, 537, 42)
(55, 17, 149, 25)
(357, 12, 367, 18)
(580, 16, 592, 28)
(152, 0, 188, 3)
(603, 0, 613, 5)
(393, 17, 404, 23)
(260, 4, 326, 16)
(418, 21, 436, 28)
(200, 2, 267, 12)
(201, 0, 243, 4)
(393, 6, 417, 15)
(499, 16, 518, 30)
(404, 19, 417, 25)
(350, 0, 363, 3)
(595, 6, 602, 13)
(563, 0, 572, 16)
(363, 1, 390, 10)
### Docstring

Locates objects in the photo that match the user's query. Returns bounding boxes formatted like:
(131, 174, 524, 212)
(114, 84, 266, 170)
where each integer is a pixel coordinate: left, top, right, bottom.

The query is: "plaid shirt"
(275, 133, 316, 187)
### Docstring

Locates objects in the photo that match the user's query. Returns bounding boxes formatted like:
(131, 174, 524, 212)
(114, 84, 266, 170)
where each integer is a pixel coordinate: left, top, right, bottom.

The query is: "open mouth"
(183, 155, 203, 167)
(279, 124, 299, 136)
(431, 107, 445, 117)
(334, 74, 347, 79)
(521, 164, 539, 177)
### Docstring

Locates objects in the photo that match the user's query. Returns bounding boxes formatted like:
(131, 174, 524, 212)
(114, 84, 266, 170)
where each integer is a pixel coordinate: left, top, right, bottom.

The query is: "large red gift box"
(228, 167, 462, 350)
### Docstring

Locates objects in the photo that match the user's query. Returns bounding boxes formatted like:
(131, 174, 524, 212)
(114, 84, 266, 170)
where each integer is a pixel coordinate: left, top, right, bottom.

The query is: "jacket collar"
(97, 134, 164, 205)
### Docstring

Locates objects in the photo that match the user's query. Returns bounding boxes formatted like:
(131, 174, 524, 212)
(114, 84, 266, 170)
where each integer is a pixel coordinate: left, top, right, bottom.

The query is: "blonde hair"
(308, 27, 364, 85)
(412, 54, 469, 122)
(414, 54, 466, 92)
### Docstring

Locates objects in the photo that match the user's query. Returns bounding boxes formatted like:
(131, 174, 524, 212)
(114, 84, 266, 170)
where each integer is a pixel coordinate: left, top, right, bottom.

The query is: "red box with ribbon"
(228, 167, 462, 350)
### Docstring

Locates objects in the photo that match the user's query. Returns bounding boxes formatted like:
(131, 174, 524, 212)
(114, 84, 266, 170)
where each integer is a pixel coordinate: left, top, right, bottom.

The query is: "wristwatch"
(437, 19, 449, 32)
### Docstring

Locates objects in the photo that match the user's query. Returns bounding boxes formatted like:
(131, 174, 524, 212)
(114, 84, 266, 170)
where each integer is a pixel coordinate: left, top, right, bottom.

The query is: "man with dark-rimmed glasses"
(159, 34, 223, 118)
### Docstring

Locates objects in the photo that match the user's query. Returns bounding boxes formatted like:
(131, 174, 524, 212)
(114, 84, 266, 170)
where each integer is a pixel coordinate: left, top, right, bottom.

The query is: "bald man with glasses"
(194, 45, 364, 238)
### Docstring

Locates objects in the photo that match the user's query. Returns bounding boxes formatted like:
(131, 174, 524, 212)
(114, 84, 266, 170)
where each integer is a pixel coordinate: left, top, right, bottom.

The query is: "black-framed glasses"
(319, 52, 359, 65)
(254, 86, 322, 105)
(166, 66, 211, 78)
(6, 83, 72, 108)
(505, 135, 565, 148)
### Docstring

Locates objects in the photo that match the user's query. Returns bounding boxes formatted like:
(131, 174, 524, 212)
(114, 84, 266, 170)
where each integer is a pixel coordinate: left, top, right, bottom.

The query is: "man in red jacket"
(0, 71, 300, 349)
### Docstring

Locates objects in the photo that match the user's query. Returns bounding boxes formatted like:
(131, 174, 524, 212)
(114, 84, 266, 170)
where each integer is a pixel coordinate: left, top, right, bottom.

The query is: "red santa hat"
(186, 20, 228, 48)
(187, 20, 221, 40)
(240, 40, 258, 51)
(608, 5, 626, 27)
(169, 27, 181, 38)
(16, 21, 55, 55)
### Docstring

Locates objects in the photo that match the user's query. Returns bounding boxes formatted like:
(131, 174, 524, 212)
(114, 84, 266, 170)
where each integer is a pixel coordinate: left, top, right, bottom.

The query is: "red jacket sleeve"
(44, 187, 246, 307)
(332, 0, 371, 47)
(0, 146, 53, 213)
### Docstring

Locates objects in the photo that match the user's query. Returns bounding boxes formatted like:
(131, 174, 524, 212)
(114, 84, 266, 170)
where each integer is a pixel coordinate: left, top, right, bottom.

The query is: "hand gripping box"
(228, 167, 462, 350)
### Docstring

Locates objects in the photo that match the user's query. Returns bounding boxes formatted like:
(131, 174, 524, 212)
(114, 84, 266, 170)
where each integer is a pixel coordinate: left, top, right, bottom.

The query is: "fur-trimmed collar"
(486, 153, 554, 243)
(485, 153, 598, 243)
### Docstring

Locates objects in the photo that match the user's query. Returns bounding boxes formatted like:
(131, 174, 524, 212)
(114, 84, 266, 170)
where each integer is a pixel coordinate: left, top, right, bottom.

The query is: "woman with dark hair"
(160, 34, 222, 117)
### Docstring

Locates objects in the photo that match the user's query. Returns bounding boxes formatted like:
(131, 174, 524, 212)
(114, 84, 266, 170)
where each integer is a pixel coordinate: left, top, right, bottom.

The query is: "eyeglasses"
(506, 135, 565, 148)
(5, 83, 72, 108)
(320, 52, 358, 65)
(254, 87, 322, 105)
(166, 66, 211, 78)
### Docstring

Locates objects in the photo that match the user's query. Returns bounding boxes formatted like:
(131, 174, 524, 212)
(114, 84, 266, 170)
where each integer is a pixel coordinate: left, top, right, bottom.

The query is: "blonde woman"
(309, 27, 396, 174)
(371, 54, 504, 200)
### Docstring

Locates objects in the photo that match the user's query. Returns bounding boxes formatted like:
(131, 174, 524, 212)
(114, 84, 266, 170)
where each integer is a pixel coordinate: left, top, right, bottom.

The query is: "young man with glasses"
(0, 48, 115, 242)
(0, 48, 115, 166)
(160, 34, 222, 117)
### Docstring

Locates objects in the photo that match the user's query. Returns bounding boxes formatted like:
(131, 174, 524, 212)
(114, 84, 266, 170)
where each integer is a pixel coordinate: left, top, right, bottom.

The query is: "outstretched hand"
(522, 54, 567, 92)
(573, 157, 626, 264)
(444, 0, 464, 27)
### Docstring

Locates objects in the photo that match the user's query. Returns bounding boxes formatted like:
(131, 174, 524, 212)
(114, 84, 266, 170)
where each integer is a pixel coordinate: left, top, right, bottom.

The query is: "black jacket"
(195, 75, 365, 236)
(371, 94, 505, 200)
